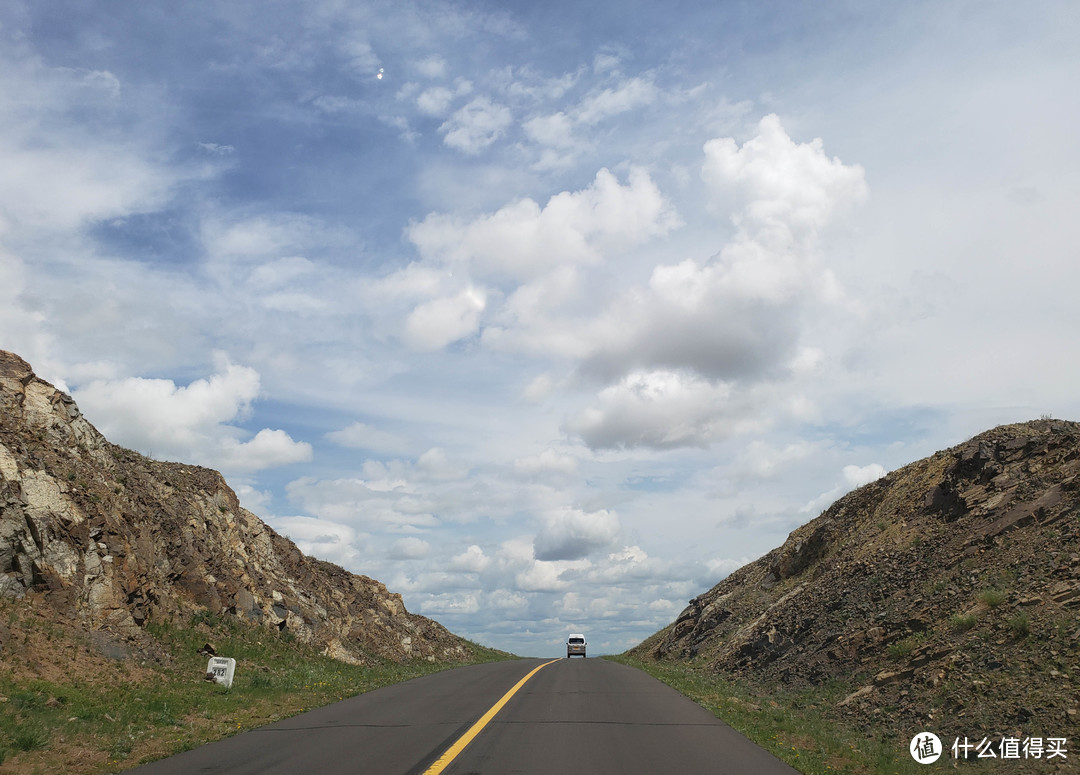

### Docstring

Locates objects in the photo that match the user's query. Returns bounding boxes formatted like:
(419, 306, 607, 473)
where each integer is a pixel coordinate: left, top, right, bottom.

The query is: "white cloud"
(574, 76, 658, 125)
(408, 167, 679, 283)
(215, 428, 314, 472)
(516, 561, 572, 592)
(73, 353, 311, 473)
(403, 286, 486, 351)
(523, 112, 576, 148)
(541, 115, 868, 450)
(702, 113, 868, 247)
(416, 78, 472, 116)
(533, 507, 621, 561)
(439, 96, 512, 154)
(416, 87, 456, 116)
(579, 115, 865, 378)
(449, 544, 491, 572)
(566, 370, 738, 450)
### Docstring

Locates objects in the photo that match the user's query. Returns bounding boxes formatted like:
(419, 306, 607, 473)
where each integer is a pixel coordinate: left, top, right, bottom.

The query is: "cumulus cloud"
(439, 96, 512, 154)
(566, 370, 738, 450)
(403, 287, 486, 350)
(215, 428, 315, 472)
(394, 166, 679, 352)
(449, 544, 491, 572)
(533, 507, 621, 561)
(73, 353, 311, 473)
(702, 113, 868, 247)
(408, 167, 679, 283)
(516, 560, 573, 591)
(557, 114, 867, 449)
(416, 87, 456, 116)
(576, 257, 807, 382)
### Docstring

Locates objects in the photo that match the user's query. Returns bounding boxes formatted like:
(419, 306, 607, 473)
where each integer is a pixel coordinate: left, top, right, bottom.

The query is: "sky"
(1, 0, 1078, 657)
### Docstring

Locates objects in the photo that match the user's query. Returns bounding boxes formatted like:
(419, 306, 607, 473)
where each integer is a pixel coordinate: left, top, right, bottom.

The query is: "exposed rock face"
(633, 420, 1080, 739)
(0, 350, 470, 664)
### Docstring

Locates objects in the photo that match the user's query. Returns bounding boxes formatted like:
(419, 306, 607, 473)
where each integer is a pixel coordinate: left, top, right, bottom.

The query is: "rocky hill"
(0, 349, 471, 666)
(632, 420, 1080, 744)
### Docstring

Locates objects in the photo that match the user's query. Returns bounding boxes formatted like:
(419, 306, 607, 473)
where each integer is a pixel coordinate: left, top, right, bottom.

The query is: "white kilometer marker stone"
(206, 656, 236, 688)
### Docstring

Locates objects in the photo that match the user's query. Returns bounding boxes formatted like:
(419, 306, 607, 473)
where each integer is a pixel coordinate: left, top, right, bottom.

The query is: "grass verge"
(606, 655, 953, 775)
(0, 608, 511, 774)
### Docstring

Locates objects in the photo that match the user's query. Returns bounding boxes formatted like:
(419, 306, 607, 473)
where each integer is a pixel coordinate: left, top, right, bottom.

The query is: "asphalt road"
(125, 658, 801, 775)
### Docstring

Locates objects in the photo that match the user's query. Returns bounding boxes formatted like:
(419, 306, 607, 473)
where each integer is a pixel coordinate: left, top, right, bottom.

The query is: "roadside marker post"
(205, 656, 236, 688)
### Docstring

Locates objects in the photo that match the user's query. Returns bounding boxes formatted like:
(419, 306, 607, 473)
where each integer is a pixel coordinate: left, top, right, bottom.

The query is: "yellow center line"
(422, 658, 561, 775)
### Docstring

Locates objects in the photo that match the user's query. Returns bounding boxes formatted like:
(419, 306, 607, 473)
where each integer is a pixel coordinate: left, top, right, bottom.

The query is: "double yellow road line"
(423, 658, 561, 775)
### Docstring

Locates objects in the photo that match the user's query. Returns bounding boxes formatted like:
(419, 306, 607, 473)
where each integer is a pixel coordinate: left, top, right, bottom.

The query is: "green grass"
(607, 655, 949, 775)
(1007, 613, 1030, 638)
(0, 608, 512, 774)
(976, 588, 1006, 608)
(949, 613, 977, 632)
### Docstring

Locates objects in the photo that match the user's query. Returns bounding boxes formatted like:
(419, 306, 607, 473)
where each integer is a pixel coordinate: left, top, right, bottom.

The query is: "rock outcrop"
(632, 420, 1080, 740)
(0, 350, 470, 664)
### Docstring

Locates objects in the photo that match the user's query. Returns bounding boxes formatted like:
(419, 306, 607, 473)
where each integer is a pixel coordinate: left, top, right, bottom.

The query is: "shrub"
(977, 589, 1006, 608)
(1008, 613, 1030, 637)
(887, 636, 922, 661)
(950, 613, 977, 632)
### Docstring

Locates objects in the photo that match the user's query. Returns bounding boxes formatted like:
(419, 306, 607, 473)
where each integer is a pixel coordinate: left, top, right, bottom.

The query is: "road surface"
(126, 658, 801, 774)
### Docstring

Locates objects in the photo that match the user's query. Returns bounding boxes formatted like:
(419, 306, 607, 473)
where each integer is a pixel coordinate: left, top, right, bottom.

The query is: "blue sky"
(2, 0, 1078, 657)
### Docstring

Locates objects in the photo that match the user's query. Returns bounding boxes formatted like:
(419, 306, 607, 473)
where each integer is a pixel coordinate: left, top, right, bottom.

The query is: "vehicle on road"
(566, 633, 587, 658)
